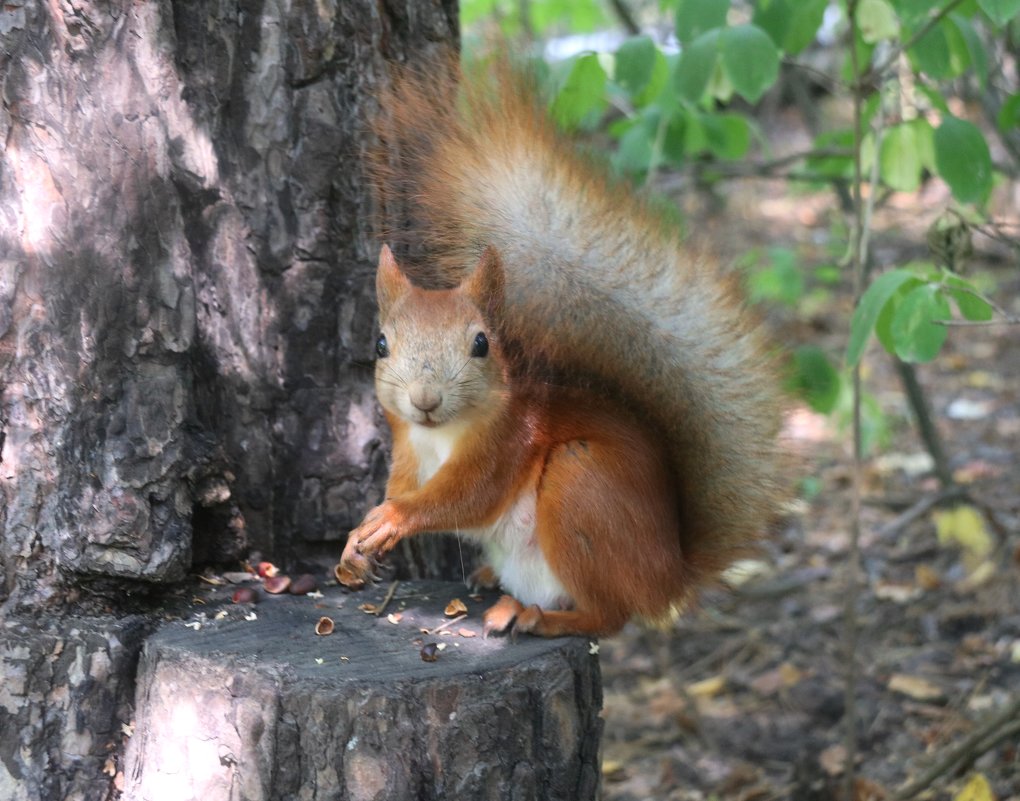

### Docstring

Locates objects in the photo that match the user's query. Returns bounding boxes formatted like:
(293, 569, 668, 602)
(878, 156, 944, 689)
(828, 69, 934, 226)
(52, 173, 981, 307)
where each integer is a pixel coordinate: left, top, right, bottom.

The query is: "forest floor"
(598, 116, 1020, 801)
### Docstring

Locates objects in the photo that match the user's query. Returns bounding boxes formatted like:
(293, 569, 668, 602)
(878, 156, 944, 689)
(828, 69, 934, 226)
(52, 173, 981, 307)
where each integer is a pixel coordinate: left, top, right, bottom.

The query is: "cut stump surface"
(123, 580, 602, 801)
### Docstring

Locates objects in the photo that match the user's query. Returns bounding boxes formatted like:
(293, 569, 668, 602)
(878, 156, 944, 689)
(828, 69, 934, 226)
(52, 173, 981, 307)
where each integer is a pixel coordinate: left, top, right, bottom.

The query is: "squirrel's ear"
(376, 244, 412, 313)
(462, 246, 505, 322)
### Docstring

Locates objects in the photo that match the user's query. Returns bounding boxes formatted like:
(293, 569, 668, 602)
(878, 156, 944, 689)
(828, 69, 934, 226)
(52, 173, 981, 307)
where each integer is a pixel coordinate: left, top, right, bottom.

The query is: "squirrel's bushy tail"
(369, 58, 784, 592)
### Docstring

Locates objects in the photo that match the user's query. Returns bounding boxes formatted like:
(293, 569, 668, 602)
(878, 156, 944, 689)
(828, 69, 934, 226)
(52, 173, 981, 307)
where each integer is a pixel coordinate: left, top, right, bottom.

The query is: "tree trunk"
(123, 581, 603, 801)
(0, 0, 458, 609)
(0, 3, 591, 800)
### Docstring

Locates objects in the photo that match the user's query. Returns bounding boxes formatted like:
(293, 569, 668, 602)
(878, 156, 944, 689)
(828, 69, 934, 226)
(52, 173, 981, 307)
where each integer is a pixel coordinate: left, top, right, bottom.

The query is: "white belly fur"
(407, 422, 569, 609)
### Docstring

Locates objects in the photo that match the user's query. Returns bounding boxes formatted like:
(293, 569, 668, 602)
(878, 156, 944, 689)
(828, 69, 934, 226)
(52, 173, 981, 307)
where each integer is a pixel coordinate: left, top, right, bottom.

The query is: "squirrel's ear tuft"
(462, 246, 505, 322)
(376, 244, 412, 313)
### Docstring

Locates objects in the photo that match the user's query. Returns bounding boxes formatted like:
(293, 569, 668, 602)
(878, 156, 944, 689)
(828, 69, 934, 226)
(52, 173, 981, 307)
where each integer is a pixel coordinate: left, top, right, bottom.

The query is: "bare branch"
(862, 0, 970, 84)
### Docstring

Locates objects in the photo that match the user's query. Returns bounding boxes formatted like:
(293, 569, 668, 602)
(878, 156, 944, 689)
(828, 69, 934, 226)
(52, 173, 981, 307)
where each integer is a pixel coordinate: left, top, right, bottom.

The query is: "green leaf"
(634, 49, 671, 108)
(911, 117, 937, 172)
(949, 14, 987, 86)
(847, 268, 920, 366)
(703, 112, 751, 160)
(746, 246, 804, 305)
(682, 106, 709, 154)
(753, 0, 827, 54)
(675, 0, 729, 44)
(857, 0, 900, 42)
(753, 0, 791, 48)
(674, 29, 721, 103)
(783, 0, 829, 54)
(908, 22, 952, 77)
(888, 0, 932, 20)
(661, 111, 689, 164)
(934, 116, 993, 204)
(880, 123, 923, 192)
(612, 115, 656, 175)
(874, 275, 925, 353)
(615, 36, 658, 97)
(719, 24, 780, 104)
(978, 0, 1020, 27)
(808, 129, 855, 179)
(998, 93, 1020, 132)
(841, 31, 876, 83)
(530, 0, 607, 33)
(551, 53, 607, 131)
(890, 285, 951, 362)
(753, 0, 828, 54)
(944, 276, 994, 321)
(790, 346, 841, 413)
(915, 84, 951, 115)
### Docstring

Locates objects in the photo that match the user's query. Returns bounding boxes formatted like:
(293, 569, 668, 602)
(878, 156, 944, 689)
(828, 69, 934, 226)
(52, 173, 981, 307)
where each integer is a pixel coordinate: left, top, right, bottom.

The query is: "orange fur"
(337, 58, 786, 637)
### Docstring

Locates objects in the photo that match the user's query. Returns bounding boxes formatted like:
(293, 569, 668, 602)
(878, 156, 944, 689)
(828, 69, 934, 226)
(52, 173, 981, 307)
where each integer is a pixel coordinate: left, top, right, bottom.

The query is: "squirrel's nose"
(409, 384, 442, 413)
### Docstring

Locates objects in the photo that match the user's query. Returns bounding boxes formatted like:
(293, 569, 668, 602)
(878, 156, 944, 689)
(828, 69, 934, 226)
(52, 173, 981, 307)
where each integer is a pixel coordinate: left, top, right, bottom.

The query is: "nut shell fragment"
(420, 642, 439, 662)
(289, 574, 318, 595)
(263, 575, 291, 594)
(444, 598, 468, 616)
(257, 561, 279, 578)
(315, 616, 335, 636)
(231, 587, 259, 604)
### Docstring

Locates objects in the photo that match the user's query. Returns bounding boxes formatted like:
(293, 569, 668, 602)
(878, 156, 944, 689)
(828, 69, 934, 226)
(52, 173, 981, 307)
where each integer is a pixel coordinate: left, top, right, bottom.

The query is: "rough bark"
(0, 614, 150, 801)
(0, 4, 586, 800)
(123, 581, 603, 801)
(0, 0, 459, 615)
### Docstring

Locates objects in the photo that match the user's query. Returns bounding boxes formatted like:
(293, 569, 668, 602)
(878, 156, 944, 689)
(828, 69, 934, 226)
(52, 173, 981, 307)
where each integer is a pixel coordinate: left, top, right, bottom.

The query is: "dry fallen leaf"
(853, 777, 888, 801)
(935, 505, 993, 569)
(601, 760, 626, 782)
(751, 662, 804, 695)
(874, 582, 922, 603)
(915, 564, 941, 591)
(819, 743, 846, 777)
(686, 675, 726, 699)
(444, 598, 468, 616)
(953, 773, 995, 801)
(956, 560, 997, 592)
(888, 673, 944, 702)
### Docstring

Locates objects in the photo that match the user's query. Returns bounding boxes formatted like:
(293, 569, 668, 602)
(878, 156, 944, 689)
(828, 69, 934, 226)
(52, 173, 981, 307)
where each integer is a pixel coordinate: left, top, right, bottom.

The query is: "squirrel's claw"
(482, 595, 525, 638)
(467, 564, 501, 593)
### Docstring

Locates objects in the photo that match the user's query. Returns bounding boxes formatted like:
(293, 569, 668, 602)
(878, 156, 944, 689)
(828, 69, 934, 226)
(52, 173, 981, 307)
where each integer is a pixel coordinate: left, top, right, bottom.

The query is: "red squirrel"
(335, 63, 783, 638)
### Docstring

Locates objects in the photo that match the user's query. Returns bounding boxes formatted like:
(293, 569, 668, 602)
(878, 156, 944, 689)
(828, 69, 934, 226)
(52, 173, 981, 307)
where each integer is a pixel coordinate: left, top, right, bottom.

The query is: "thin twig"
(782, 56, 843, 92)
(605, 0, 640, 35)
(892, 696, 1020, 800)
(895, 361, 954, 488)
(429, 613, 468, 634)
(373, 580, 400, 616)
(874, 484, 966, 540)
(843, 4, 866, 796)
(863, 0, 970, 84)
(937, 278, 1017, 321)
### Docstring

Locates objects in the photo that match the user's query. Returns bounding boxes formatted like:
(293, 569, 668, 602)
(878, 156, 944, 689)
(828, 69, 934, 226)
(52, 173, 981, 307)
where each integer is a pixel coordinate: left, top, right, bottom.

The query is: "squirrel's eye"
(470, 332, 489, 358)
(375, 334, 389, 359)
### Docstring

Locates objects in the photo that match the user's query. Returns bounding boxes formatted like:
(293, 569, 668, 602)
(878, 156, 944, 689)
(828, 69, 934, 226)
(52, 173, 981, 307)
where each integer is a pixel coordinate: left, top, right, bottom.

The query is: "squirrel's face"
(375, 288, 508, 428)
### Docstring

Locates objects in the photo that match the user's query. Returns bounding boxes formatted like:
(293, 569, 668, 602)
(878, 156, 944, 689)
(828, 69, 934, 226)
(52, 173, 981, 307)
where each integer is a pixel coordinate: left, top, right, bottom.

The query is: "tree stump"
(123, 581, 602, 801)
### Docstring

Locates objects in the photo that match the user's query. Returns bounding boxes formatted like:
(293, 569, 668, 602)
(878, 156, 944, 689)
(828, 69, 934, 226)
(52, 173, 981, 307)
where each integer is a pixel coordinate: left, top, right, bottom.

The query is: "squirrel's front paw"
(334, 543, 374, 589)
(482, 595, 526, 638)
(335, 503, 406, 589)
